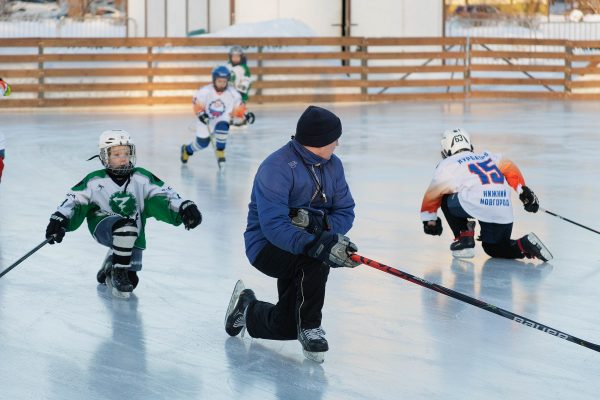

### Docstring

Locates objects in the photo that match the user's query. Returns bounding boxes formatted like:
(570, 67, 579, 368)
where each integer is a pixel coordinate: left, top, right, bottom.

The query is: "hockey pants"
(441, 194, 524, 259)
(93, 216, 143, 271)
(245, 242, 330, 340)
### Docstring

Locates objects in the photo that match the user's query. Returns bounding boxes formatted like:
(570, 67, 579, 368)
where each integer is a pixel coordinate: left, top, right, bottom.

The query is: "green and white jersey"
(227, 63, 251, 102)
(55, 167, 186, 249)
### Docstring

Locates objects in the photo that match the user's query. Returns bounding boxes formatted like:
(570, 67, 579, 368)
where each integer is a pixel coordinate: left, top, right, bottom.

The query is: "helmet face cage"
(98, 130, 136, 176)
(228, 46, 246, 66)
(441, 128, 473, 159)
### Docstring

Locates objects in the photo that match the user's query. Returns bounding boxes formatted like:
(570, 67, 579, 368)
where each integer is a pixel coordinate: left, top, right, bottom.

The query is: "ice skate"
(107, 267, 133, 299)
(518, 232, 553, 262)
(298, 326, 328, 364)
(450, 221, 476, 259)
(128, 271, 139, 289)
(215, 149, 226, 170)
(180, 144, 190, 164)
(225, 280, 256, 337)
(96, 250, 112, 285)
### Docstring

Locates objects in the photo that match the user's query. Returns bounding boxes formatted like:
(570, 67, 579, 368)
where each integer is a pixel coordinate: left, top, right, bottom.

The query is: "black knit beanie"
(294, 105, 342, 147)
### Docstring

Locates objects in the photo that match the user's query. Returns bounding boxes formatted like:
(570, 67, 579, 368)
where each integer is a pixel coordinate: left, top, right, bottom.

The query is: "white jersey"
(420, 151, 526, 224)
(192, 84, 242, 125)
(55, 167, 187, 249)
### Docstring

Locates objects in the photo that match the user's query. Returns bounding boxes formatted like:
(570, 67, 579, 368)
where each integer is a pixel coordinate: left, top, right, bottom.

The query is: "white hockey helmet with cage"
(98, 129, 136, 176)
(441, 128, 473, 159)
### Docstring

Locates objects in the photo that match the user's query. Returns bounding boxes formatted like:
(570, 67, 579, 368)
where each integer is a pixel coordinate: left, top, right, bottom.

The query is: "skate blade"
(527, 233, 553, 262)
(111, 288, 131, 299)
(303, 349, 325, 364)
(224, 280, 245, 328)
(452, 248, 475, 259)
(106, 277, 131, 299)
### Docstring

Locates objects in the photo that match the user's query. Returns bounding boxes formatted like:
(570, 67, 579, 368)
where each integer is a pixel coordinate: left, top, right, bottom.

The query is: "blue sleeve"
(327, 159, 355, 235)
(255, 162, 316, 255)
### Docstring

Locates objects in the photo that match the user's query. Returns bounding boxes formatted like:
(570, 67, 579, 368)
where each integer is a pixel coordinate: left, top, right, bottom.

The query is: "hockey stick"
(350, 253, 600, 353)
(0, 237, 53, 279)
(539, 207, 600, 235)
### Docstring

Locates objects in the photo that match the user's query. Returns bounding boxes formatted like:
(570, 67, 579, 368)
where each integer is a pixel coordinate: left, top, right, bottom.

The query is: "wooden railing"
(1, 37, 600, 107)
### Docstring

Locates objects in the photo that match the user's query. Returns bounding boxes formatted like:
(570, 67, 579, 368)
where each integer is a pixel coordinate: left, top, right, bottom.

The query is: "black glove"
(423, 217, 443, 236)
(290, 208, 330, 236)
(519, 186, 539, 213)
(197, 112, 210, 125)
(45, 212, 68, 244)
(244, 112, 255, 125)
(179, 200, 202, 230)
(304, 232, 360, 268)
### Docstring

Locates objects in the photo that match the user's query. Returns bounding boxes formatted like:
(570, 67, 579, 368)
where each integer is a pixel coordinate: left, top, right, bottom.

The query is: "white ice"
(0, 101, 598, 399)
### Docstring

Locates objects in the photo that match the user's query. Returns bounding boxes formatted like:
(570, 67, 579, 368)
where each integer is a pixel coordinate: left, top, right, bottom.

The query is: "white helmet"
(98, 129, 136, 176)
(441, 128, 473, 159)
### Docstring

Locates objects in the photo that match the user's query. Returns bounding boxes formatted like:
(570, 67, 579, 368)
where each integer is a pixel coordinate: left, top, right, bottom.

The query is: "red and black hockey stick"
(350, 253, 600, 353)
(0, 237, 53, 279)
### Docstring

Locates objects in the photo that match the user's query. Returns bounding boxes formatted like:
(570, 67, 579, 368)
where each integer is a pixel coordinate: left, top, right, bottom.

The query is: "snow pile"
(204, 18, 316, 38)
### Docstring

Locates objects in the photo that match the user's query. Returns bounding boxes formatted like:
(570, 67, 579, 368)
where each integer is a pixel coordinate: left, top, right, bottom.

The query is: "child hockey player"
(45, 130, 202, 298)
(0, 77, 11, 97)
(420, 128, 552, 262)
(227, 46, 252, 104)
(180, 65, 253, 168)
(226, 46, 255, 126)
(0, 77, 11, 182)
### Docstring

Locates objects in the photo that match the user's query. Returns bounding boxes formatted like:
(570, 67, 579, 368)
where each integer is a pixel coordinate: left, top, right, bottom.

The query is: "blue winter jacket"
(244, 139, 355, 264)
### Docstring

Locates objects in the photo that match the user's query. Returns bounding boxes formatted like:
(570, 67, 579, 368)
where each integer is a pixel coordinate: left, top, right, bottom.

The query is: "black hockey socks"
(111, 218, 138, 268)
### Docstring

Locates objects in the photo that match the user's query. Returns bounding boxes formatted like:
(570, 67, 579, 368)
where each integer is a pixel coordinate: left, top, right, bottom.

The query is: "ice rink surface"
(0, 100, 598, 399)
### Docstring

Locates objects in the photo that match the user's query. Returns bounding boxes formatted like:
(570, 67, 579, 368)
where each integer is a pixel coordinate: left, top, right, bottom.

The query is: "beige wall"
(125, 0, 443, 37)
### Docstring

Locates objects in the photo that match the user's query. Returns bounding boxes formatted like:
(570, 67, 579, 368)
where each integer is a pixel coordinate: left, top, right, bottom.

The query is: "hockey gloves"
(45, 212, 68, 244)
(290, 208, 330, 236)
(179, 200, 202, 230)
(305, 232, 360, 269)
(197, 112, 210, 125)
(423, 217, 443, 236)
(244, 112, 256, 125)
(519, 186, 539, 213)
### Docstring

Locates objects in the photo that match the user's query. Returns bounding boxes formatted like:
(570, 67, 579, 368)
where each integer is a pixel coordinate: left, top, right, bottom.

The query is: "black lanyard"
(308, 164, 327, 205)
(292, 145, 327, 206)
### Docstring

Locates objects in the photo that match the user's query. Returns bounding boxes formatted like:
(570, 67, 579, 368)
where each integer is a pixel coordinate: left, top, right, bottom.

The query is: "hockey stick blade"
(350, 253, 600, 354)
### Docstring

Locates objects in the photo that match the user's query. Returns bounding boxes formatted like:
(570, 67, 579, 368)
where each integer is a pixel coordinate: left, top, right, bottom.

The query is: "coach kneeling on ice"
(225, 105, 358, 363)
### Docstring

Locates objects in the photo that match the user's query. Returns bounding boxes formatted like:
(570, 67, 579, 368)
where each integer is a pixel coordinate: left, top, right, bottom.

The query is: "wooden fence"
(1, 36, 600, 107)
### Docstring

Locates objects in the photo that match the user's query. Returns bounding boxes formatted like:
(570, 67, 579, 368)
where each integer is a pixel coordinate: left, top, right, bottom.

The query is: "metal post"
(164, 0, 168, 37)
(565, 41, 572, 96)
(148, 46, 153, 104)
(464, 36, 471, 95)
(360, 39, 368, 99)
(38, 42, 44, 105)
(255, 46, 263, 101)
(207, 0, 211, 33)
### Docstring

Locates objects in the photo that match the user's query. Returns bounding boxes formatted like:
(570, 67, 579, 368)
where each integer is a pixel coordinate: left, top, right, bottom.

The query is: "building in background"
(122, 0, 443, 38)
(1, 0, 597, 38)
